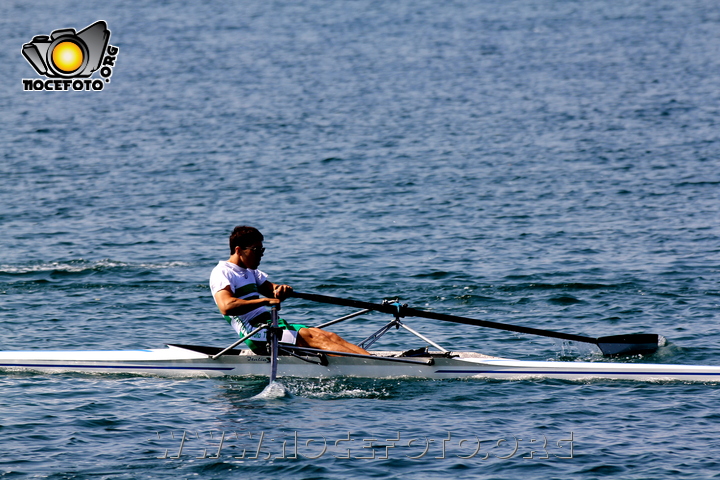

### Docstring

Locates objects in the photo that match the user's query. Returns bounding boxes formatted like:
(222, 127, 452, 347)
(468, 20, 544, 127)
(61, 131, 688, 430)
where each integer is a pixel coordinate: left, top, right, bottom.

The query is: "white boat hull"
(1, 344, 720, 382)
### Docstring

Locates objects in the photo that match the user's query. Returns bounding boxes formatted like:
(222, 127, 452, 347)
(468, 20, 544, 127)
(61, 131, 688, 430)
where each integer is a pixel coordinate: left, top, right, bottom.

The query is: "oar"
(268, 305, 280, 383)
(290, 291, 662, 357)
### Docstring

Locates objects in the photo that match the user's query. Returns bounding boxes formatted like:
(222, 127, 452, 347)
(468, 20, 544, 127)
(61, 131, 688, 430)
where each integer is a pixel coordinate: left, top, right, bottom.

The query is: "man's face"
(238, 242, 264, 269)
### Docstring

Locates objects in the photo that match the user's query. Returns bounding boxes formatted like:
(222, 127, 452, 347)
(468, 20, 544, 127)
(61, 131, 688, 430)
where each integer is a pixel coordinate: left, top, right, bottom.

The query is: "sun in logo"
(51, 41, 84, 73)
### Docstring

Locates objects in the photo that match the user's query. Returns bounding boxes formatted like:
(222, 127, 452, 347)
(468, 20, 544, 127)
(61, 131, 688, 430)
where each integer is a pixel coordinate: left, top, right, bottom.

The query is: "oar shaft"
(400, 306, 595, 343)
(290, 291, 661, 357)
(269, 306, 279, 382)
(293, 292, 394, 313)
(291, 291, 595, 344)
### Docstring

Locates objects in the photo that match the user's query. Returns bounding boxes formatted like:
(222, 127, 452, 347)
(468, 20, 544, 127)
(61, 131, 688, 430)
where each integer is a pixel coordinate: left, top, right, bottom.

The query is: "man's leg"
(296, 328, 370, 355)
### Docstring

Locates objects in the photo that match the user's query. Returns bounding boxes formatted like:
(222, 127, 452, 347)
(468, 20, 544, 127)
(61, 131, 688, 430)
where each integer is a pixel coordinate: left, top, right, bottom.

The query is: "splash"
(281, 377, 394, 399)
(251, 381, 292, 400)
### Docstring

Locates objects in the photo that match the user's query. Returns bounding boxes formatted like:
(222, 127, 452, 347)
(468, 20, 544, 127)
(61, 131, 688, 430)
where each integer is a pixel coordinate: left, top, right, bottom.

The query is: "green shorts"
(277, 318, 307, 332)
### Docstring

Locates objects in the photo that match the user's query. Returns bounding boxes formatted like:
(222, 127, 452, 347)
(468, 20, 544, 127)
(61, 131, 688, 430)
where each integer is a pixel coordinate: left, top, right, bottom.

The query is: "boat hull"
(1, 345, 720, 381)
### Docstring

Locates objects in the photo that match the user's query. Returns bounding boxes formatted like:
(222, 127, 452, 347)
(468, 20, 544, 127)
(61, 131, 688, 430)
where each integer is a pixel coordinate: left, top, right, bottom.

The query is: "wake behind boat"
(2, 292, 718, 382)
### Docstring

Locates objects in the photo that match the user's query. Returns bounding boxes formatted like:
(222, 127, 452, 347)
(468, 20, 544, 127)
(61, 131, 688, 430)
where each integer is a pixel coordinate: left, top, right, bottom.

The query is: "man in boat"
(210, 226, 369, 356)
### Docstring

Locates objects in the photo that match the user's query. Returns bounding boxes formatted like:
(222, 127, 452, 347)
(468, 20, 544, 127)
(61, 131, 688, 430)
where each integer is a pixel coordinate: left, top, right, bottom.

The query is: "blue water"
(2, 0, 720, 478)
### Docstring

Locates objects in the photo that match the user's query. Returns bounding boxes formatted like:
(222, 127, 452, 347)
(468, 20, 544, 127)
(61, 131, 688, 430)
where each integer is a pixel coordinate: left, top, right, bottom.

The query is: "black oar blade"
(596, 334, 664, 357)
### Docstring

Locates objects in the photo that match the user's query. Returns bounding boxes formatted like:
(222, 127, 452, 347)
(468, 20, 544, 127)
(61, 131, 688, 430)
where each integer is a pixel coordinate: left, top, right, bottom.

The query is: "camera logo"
(22, 20, 119, 91)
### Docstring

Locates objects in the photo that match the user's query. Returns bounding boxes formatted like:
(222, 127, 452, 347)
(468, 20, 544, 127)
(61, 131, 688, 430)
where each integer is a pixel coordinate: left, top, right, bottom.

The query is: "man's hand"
(273, 284, 293, 301)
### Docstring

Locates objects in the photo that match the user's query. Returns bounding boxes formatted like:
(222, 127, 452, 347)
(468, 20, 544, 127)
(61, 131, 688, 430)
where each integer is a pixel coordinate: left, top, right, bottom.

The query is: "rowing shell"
(1, 344, 720, 382)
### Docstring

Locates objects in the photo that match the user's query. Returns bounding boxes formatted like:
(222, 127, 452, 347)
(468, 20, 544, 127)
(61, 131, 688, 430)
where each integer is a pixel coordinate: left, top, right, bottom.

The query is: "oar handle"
(290, 291, 595, 343)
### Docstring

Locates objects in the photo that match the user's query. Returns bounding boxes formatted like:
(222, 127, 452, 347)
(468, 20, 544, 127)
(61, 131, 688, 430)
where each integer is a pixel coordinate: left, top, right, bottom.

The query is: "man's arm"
(213, 286, 280, 316)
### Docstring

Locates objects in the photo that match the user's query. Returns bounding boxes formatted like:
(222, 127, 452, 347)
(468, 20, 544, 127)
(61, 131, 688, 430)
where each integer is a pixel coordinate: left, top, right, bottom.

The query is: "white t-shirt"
(209, 261, 270, 341)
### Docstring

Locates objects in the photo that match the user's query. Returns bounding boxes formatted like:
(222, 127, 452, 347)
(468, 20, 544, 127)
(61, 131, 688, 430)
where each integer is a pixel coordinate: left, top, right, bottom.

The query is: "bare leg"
(297, 328, 370, 355)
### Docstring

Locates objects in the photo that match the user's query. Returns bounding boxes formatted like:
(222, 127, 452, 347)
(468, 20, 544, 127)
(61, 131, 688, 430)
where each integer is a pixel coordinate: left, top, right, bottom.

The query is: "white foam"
(252, 381, 292, 399)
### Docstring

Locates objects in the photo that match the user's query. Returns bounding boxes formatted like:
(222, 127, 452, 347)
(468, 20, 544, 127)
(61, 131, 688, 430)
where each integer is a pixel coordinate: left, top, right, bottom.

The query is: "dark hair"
(229, 226, 264, 254)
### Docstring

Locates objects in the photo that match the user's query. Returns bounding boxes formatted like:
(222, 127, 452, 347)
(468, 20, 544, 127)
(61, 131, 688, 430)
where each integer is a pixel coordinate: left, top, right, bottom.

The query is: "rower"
(209, 226, 369, 356)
